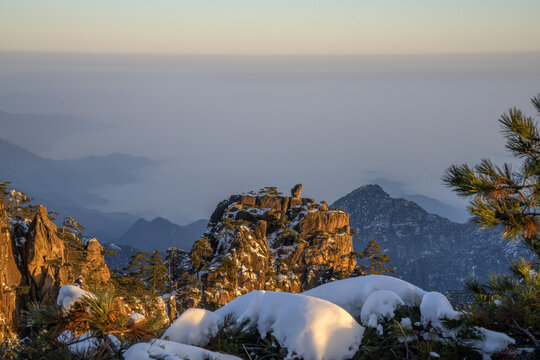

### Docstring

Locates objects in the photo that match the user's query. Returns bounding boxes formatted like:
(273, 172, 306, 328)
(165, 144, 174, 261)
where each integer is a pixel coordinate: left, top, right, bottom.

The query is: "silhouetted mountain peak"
(350, 184, 388, 197)
(149, 217, 174, 226)
(335, 184, 430, 221)
(332, 184, 533, 291)
(115, 217, 207, 252)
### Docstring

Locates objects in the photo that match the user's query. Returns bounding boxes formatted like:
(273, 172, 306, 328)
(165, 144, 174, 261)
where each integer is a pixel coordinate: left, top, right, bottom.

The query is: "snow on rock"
(123, 339, 242, 360)
(58, 330, 120, 356)
(360, 290, 405, 326)
(129, 313, 145, 325)
(303, 275, 426, 318)
(215, 290, 364, 360)
(420, 291, 460, 329)
(57, 285, 94, 311)
(473, 327, 515, 360)
(162, 308, 220, 346)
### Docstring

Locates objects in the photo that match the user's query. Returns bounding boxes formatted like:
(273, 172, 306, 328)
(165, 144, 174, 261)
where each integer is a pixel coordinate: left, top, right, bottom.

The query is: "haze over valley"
(1, 52, 539, 225)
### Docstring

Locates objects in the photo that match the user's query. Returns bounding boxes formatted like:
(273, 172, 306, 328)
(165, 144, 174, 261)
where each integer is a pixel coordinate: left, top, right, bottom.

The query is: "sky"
(1, 1, 540, 55)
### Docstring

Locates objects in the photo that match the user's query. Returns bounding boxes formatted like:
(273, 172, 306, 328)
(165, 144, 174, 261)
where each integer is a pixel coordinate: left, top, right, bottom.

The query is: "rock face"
(0, 204, 111, 340)
(332, 185, 534, 291)
(23, 206, 71, 306)
(179, 188, 356, 307)
(81, 238, 111, 284)
(0, 201, 22, 342)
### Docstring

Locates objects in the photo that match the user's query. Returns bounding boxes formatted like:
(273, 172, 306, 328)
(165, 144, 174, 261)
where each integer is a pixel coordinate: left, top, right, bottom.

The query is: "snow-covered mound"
(57, 285, 94, 311)
(124, 276, 515, 360)
(360, 290, 405, 328)
(135, 290, 365, 360)
(215, 291, 364, 360)
(124, 339, 241, 360)
(302, 275, 426, 318)
(162, 308, 220, 346)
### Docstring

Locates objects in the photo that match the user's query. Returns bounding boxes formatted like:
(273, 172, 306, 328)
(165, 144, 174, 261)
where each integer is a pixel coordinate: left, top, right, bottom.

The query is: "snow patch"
(123, 339, 242, 360)
(58, 330, 120, 356)
(129, 313, 145, 325)
(400, 317, 412, 329)
(473, 327, 515, 360)
(57, 285, 94, 311)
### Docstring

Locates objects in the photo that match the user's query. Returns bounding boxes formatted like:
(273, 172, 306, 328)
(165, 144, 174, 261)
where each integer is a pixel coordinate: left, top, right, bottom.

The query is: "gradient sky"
(1, 1, 540, 54)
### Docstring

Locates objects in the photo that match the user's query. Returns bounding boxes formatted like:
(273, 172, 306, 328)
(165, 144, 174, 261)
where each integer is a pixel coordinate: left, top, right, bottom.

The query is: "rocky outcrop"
(23, 206, 70, 306)
(291, 183, 303, 198)
(0, 201, 22, 342)
(179, 186, 356, 307)
(0, 203, 111, 340)
(81, 238, 111, 285)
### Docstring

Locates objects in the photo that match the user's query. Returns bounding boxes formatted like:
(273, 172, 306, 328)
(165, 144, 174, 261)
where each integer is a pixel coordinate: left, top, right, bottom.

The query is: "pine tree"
(0, 184, 39, 223)
(125, 251, 150, 281)
(355, 240, 394, 275)
(443, 94, 540, 353)
(190, 237, 213, 274)
(21, 288, 163, 359)
(442, 93, 540, 257)
(165, 248, 189, 292)
(146, 250, 167, 294)
(59, 216, 86, 275)
(258, 186, 283, 196)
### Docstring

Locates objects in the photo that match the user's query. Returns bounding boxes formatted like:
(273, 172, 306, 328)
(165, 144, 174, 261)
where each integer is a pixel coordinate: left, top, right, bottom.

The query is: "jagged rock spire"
(291, 184, 303, 198)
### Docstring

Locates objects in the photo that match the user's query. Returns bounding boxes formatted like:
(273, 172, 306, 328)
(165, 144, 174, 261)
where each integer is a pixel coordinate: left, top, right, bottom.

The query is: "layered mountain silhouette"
(332, 184, 533, 291)
(0, 138, 155, 205)
(0, 138, 155, 239)
(113, 217, 208, 253)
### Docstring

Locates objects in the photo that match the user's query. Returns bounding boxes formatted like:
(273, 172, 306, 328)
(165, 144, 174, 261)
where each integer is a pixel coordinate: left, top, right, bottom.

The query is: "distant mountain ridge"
(114, 217, 208, 252)
(332, 184, 533, 291)
(367, 177, 469, 223)
(0, 138, 155, 206)
(0, 138, 154, 240)
(102, 242, 142, 271)
(402, 194, 469, 224)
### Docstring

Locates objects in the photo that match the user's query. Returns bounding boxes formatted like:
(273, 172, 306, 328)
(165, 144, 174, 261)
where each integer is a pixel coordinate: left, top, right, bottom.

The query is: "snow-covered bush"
(19, 285, 166, 359)
(124, 276, 519, 360)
